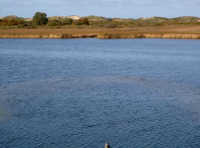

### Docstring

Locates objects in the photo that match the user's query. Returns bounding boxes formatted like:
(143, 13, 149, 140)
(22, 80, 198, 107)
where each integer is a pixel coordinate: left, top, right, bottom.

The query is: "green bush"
(73, 18, 89, 25)
(48, 18, 72, 26)
(48, 20, 62, 26)
(0, 17, 25, 26)
(62, 18, 73, 25)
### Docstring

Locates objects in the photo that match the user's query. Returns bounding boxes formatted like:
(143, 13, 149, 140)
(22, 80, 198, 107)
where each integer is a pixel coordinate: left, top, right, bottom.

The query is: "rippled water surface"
(0, 39, 200, 148)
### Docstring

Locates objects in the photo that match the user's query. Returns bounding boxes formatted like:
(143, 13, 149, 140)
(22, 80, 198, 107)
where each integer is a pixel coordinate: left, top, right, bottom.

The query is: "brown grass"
(1, 24, 200, 39)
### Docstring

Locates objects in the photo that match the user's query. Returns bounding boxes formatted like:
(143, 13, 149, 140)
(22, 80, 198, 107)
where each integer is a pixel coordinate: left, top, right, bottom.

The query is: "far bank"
(1, 25, 200, 39)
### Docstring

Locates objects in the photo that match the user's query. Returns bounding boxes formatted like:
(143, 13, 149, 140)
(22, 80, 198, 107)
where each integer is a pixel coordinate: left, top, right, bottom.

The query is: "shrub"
(73, 18, 89, 25)
(48, 18, 73, 26)
(48, 20, 62, 26)
(0, 17, 25, 26)
(62, 18, 73, 25)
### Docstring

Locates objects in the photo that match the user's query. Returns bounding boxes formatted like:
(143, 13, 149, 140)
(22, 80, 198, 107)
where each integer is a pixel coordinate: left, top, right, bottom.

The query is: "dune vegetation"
(1, 12, 200, 39)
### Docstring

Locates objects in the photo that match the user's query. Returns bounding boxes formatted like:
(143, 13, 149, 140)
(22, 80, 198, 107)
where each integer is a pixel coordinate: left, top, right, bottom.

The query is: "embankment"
(1, 33, 200, 39)
(97, 33, 200, 39)
(1, 26, 200, 39)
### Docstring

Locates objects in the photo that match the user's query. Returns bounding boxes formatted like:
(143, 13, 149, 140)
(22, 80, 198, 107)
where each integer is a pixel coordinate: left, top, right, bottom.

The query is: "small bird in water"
(105, 143, 111, 148)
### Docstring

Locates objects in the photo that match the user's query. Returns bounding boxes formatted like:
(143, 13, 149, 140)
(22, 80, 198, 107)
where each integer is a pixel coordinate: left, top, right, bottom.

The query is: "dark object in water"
(105, 143, 111, 148)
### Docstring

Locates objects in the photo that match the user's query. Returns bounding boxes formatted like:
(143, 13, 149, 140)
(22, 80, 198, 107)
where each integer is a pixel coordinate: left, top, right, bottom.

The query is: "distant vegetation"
(0, 12, 200, 29)
(32, 12, 48, 26)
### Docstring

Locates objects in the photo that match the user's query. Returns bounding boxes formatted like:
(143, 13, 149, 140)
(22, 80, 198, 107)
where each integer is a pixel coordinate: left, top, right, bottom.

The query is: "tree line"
(0, 12, 89, 27)
(1, 12, 200, 28)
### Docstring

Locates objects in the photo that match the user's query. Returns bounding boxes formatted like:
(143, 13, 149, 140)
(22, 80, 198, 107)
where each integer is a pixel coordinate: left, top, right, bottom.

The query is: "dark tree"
(32, 12, 48, 25)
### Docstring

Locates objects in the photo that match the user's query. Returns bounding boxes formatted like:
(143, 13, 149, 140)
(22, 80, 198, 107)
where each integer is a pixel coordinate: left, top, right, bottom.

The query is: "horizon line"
(1, 14, 200, 19)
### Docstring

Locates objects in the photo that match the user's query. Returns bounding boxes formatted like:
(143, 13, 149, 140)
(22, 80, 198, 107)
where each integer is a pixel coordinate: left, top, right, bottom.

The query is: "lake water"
(0, 39, 200, 148)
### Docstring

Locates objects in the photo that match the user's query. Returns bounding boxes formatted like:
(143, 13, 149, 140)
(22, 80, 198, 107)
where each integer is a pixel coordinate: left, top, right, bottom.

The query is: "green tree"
(32, 12, 48, 25)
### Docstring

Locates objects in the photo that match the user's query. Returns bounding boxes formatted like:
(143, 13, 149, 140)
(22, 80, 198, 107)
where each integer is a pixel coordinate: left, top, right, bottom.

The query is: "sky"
(0, 0, 199, 18)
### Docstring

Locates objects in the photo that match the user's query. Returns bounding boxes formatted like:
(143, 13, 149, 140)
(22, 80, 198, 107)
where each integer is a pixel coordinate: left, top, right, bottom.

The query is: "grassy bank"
(1, 25, 200, 39)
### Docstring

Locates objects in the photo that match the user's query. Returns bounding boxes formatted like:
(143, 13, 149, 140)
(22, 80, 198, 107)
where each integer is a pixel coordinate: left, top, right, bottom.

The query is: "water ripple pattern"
(0, 39, 200, 148)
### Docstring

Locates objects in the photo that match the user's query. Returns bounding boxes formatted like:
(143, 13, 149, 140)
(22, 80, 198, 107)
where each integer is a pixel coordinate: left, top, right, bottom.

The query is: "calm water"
(0, 39, 200, 148)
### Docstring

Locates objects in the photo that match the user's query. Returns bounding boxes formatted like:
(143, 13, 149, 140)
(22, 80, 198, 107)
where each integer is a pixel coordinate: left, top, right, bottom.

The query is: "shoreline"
(1, 26, 200, 39)
(1, 33, 200, 39)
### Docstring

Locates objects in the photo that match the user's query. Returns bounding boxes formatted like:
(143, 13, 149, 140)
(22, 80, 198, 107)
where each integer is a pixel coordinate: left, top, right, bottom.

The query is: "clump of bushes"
(48, 20, 62, 26)
(73, 18, 89, 25)
(62, 18, 73, 25)
(1, 12, 200, 28)
(0, 16, 25, 26)
(48, 18, 73, 26)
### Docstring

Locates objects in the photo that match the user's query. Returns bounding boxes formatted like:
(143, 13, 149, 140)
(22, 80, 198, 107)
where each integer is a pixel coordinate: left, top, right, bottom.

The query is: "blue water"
(0, 39, 200, 148)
